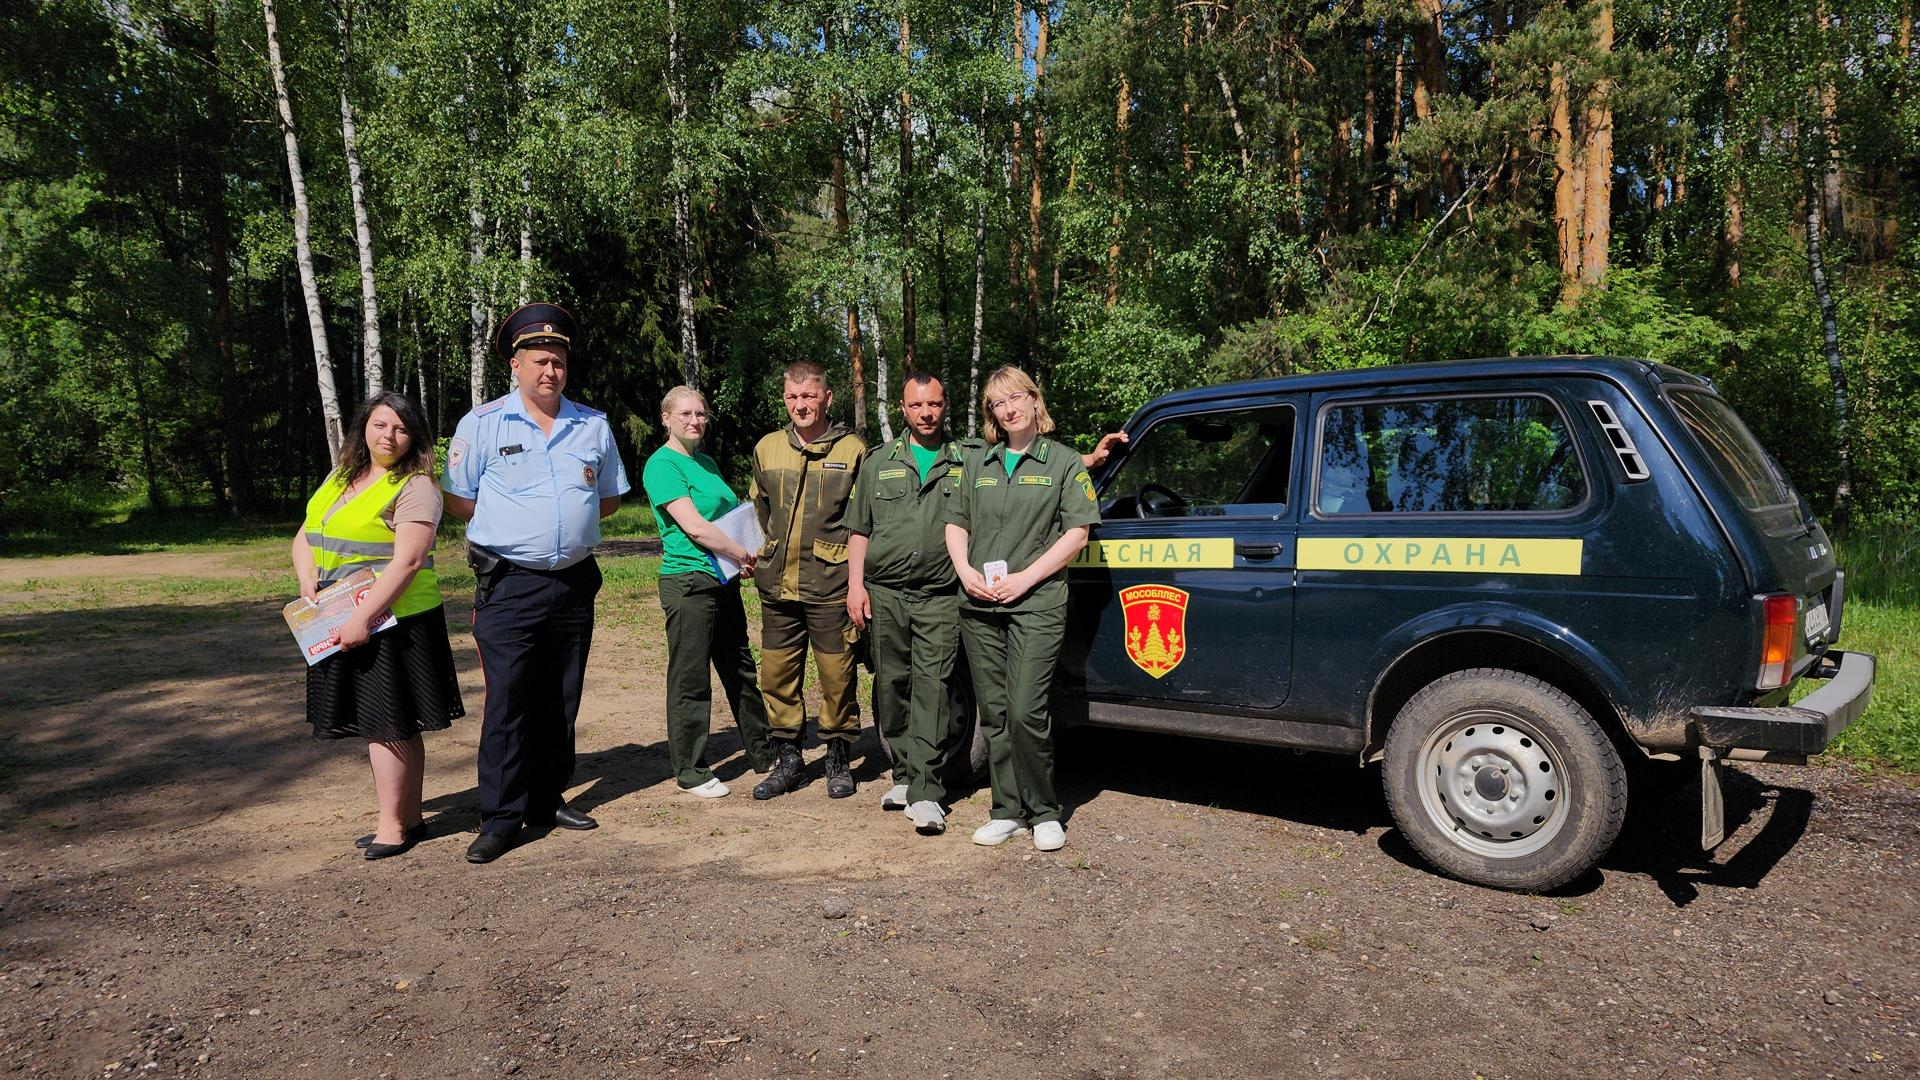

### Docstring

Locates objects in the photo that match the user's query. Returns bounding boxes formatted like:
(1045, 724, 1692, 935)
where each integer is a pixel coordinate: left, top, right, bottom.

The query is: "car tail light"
(1757, 594, 1797, 690)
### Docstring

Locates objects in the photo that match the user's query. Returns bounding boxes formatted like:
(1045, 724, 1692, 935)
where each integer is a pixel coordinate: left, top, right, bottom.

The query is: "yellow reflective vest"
(302, 473, 442, 618)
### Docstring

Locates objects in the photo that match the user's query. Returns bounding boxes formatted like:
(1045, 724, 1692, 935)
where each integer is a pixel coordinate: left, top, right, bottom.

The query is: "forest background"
(1, 0, 1915, 537)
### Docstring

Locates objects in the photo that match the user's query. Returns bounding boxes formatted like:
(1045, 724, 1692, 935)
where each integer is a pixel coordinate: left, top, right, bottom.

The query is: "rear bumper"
(1691, 649, 1876, 756)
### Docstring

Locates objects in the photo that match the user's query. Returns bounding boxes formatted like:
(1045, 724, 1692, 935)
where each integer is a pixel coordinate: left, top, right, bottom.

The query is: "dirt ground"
(2, 547, 1917, 1079)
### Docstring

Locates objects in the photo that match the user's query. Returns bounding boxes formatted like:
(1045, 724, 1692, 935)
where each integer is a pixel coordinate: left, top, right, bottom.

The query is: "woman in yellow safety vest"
(291, 391, 464, 860)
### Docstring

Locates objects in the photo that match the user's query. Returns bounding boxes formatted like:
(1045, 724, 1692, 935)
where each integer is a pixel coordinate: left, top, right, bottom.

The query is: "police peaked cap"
(496, 302, 576, 359)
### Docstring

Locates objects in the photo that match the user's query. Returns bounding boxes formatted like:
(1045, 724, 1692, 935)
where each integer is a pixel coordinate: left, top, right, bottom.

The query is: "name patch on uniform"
(822, 461, 849, 470)
(1121, 585, 1189, 679)
(1297, 537, 1584, 576)
(877, 468, 910, 480)
(1017, 475, 1053, 486)
(975, 477, 999, 488)
(1070, 538, 1235, 569)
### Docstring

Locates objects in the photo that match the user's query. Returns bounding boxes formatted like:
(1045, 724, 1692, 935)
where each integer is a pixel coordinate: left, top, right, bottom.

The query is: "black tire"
(1382, 668, 1627, 892)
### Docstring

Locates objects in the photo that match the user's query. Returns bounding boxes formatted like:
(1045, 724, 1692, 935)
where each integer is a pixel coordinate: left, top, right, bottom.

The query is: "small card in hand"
(983, 560, 1009, 588)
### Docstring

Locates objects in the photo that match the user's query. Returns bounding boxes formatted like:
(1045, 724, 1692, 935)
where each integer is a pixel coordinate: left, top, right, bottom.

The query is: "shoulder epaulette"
(474, 395, 511, 416)
(571, 400, 607, 419)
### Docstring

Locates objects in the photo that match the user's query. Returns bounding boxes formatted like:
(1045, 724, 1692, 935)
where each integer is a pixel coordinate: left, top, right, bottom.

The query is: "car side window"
(1102, 406, 1294, 519)
(1316, 395, 1586, 515)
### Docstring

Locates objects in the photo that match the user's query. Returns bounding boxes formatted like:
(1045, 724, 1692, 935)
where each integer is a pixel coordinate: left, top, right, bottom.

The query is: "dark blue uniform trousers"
(472, 557, 600, 835)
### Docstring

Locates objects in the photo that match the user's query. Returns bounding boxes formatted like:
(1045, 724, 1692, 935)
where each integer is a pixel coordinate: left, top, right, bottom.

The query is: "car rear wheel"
(1383, 668, 1626, 892)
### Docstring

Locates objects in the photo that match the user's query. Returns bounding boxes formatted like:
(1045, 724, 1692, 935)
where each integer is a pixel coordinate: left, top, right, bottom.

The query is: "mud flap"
(1700, 746, 1726, 850)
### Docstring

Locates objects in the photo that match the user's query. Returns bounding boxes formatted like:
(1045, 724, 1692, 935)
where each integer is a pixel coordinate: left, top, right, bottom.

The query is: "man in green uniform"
(851, 375, 1130, 834)
(845, 374, 975, 833)
(749, 361, 868, 799)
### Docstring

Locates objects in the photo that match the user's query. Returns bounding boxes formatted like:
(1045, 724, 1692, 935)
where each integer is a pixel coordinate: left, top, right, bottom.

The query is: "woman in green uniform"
(291, 391, 464, 860)
(943, 366, 1100, 851)
(643, 385, 776, 797)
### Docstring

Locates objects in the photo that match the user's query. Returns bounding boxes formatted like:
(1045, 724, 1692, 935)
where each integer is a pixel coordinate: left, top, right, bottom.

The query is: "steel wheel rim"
(1414, 708, 1570, 860)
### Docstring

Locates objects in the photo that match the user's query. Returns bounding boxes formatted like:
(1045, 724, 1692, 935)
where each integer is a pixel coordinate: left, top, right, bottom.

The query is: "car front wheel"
(1383, 668, 1627, 892)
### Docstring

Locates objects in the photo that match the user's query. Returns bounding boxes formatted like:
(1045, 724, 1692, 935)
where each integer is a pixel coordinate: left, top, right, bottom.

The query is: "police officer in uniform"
(748, 361, 867, 800)
(442, 303, 630, 863)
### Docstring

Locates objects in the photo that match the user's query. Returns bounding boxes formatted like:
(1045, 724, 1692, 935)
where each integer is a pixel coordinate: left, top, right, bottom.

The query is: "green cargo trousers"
(868, 582, 969, 805)
(760, 599, 861, 741)
(659, 572, 776, 788)
(957, 603, 1066, 825)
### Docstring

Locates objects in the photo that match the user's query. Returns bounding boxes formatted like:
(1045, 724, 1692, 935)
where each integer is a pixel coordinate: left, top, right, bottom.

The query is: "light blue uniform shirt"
(443, 394, 631, 570)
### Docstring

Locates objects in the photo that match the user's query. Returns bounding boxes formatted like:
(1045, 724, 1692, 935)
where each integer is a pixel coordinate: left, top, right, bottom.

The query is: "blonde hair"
(660, 385, 708, 419)
(980, 365, 1055, 444)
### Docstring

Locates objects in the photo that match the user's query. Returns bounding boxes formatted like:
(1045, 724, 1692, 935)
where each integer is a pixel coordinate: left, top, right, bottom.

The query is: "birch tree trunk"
(667, 0, 700, 387)
(518, 171, 533, 306)
(970, 93, 991, 438)
(1804, 158, 1851, 521)
(334, 1, 382, 396)
(263, 0, 343, 457)
(866, 307, 894, 443)
(1817, 0, 1845, 242)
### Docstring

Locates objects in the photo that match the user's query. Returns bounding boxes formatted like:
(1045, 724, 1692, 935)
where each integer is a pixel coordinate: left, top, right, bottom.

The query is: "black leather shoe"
(356, 822, 428, 850)
(752, 743, 805, 800)
(466, 832, 516, 863)
(549, 806, 598, 831)
(822, 739, 855, 799)
(364, 834, 417, 860)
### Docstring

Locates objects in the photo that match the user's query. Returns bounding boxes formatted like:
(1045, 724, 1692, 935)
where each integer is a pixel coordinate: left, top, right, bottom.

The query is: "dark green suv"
(1055, 356, 1874, 891)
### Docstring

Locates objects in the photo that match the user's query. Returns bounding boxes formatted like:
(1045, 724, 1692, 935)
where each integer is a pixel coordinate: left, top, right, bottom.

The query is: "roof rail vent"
(1587, 400, 1650, 481)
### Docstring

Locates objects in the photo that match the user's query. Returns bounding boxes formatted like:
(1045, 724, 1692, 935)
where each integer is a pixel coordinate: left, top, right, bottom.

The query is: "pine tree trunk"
(1410, 0, 1448, 215)
(1362, 28, 1377, 223)
(1725, 0, 1746, 288)
(898, 9, 916, 372)
(1390, 37, 1406, 220)
(262, 0, 343, 457)
(1817, 0, 1846, 243)
(1550, 61, 1584, 296)
(1107, 12, 1130, 308)
(1805, 162, 1852, 521)
(667, 0, 700, 387)
(1579, 1, 1613, 289)
(1026, 3, 1048, 341)
(335, 2, 383, 397)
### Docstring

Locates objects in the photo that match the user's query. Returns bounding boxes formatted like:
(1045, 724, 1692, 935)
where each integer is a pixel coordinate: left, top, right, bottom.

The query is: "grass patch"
(1816, 525, 1920, 771)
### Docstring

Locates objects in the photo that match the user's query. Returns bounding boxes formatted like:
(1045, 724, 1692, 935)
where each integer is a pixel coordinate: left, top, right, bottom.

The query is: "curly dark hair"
(331, 391, 435, 488)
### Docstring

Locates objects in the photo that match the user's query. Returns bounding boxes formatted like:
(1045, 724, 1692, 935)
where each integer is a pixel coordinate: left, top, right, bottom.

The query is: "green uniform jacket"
(845, 435, 975, 595)
(943, 435, 1102, 613)
(750, 422, 867, 603)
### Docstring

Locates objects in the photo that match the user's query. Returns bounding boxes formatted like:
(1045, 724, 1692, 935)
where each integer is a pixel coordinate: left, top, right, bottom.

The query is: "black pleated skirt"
(305, 605, 465, 741)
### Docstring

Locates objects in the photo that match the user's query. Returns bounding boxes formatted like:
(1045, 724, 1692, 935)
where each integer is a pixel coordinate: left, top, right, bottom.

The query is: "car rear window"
(1316, 394, 1586, 515)
(1665, 389, 1797, 513)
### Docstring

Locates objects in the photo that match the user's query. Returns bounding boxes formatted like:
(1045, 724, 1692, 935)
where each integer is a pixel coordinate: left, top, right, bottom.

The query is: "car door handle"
(1235, 541, 1284, 560)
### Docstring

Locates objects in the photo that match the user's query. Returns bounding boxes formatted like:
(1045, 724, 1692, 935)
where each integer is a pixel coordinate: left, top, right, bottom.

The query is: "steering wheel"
(1135, 483, 1187, 519)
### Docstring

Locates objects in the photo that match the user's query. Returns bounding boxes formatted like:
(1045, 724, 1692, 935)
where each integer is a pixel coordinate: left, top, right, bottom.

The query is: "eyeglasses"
(987, 390, 1033, 412)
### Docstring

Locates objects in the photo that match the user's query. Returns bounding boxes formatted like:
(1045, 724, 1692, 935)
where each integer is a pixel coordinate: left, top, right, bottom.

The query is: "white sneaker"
(879, 783, 909, 811)
(905, 800, 946, 834)
(682, 777, 729, 799)
(971, 818, 1028, 846)
(1033, 821, 1065, 851)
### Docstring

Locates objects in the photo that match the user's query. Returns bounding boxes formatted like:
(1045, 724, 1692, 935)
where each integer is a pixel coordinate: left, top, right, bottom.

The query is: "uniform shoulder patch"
(448, 437, 469, 469)
(474, 395, 510, 416)
(1075, 470, 1097, 502)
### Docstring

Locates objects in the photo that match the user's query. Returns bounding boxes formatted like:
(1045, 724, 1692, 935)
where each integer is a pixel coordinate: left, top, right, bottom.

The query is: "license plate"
(1804, 600, 1831, 644)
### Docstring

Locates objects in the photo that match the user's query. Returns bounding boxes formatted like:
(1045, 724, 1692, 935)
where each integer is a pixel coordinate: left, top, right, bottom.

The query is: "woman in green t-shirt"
(642, 386, 775, 797)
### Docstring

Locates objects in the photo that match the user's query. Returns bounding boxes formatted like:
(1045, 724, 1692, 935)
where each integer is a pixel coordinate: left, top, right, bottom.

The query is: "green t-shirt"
(1003, 449, 1023, 478)
(642, 445, 741, 579)
(909, 440, 941, 482)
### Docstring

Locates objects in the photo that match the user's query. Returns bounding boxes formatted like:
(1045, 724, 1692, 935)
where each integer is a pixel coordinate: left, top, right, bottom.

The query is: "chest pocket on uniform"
(872, 470, 913, 503)
(555, 445, 602, 492)
(490, 450, 542, 494)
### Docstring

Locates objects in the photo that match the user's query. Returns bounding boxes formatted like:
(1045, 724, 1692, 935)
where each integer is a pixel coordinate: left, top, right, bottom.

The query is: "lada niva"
(1052, 355, 1875, 891)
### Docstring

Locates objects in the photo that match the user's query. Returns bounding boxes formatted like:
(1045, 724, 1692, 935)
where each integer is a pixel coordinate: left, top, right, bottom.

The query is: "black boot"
(753, 742, 805, 800)
(823, 739, 855, 799)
